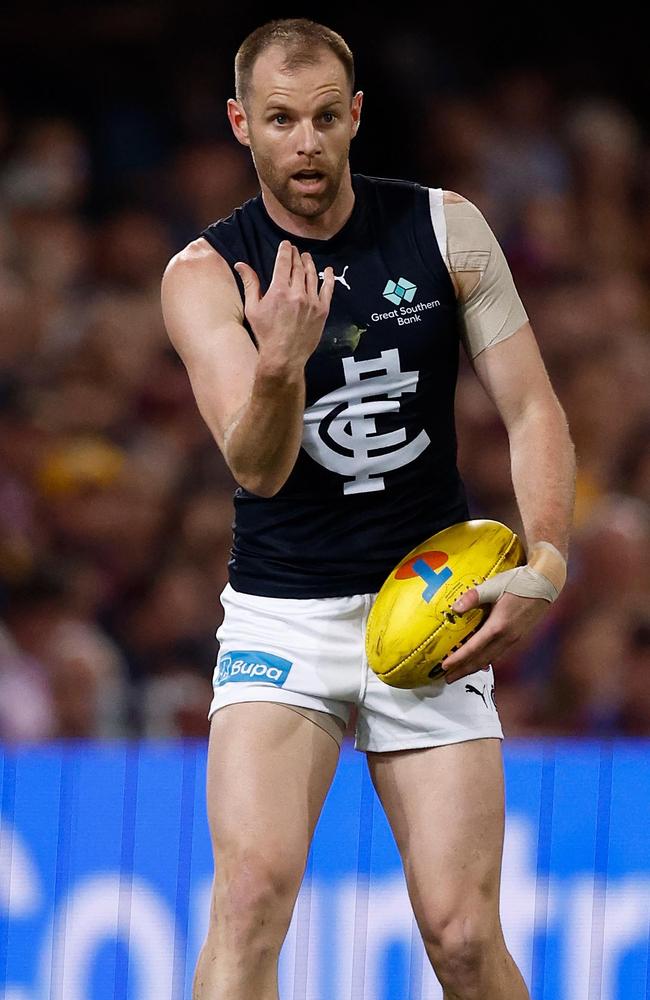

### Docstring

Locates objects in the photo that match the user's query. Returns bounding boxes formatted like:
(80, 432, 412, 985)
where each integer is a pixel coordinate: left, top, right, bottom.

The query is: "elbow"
(242, 481, 283, 498)
(222, 433, 290, 498)
(232, 468, 285, 498)
(242, 480, 279, 498)
(220, 438, 276, 498)
(221, 423, 285, 498)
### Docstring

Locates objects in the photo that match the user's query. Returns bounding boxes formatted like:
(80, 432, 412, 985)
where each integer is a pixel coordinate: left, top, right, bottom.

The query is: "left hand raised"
(438, 587, 550, 684)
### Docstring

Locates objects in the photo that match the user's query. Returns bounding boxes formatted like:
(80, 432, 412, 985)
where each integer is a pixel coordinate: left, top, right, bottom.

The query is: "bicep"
(161, 249, 258, 456)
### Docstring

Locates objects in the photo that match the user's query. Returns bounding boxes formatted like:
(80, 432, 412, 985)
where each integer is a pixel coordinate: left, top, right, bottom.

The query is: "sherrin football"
(365, 519, 525, 689)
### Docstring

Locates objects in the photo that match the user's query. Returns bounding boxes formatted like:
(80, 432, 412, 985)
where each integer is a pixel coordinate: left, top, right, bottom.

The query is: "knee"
(421, 913, 497, 990)
(210, 849, 301, 944)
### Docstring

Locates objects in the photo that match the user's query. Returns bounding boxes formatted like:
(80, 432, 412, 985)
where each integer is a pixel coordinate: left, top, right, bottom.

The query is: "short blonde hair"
(235, 18, 355, 111)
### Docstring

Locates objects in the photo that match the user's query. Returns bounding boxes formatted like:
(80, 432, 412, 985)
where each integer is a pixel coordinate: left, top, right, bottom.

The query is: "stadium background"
(0, 6, 649, 999)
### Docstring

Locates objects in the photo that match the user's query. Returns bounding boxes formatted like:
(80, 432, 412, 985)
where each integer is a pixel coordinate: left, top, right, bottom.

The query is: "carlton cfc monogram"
(301, 347, 431, 495)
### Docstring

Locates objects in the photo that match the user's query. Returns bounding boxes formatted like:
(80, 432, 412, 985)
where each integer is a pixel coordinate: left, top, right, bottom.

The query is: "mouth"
(291, 170, 326, 191)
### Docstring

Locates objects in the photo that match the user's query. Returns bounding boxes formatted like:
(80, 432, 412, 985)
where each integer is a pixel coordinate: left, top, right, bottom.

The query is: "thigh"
(367, 737, 505, 932)
(207, 701, 340, 882)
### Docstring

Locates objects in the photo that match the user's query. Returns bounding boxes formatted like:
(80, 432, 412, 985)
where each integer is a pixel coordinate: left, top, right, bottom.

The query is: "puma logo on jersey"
(319, 264, 351, 290)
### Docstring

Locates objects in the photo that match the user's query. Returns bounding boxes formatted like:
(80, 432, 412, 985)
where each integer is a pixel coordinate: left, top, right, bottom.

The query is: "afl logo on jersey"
(302, 347, 431, 495)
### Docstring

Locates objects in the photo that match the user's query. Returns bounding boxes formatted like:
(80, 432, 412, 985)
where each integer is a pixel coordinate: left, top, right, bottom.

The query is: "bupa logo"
(215, 650, 293, 688)
(383, 277, 416, 306)
(395, 550, 452, 602)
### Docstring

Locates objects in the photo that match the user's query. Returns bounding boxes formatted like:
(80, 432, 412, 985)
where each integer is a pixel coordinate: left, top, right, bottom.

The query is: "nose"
(296, 119, 322, 157)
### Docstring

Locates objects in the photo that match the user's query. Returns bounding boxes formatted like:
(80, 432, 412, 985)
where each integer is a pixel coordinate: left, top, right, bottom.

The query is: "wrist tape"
(473, 540, 567, 605)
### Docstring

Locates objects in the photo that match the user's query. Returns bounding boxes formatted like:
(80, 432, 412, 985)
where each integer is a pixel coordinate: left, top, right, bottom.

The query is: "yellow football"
(365, 519, 526, 688)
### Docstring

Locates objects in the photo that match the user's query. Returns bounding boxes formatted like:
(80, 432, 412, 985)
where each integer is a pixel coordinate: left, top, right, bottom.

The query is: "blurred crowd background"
(0, 7, 648, 742)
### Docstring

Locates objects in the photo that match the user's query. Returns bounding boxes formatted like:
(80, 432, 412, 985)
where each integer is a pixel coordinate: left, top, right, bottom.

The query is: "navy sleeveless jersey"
(200, 172, 470, 597)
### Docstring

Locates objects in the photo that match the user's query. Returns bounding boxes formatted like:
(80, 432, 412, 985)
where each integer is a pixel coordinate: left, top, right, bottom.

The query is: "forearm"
(508, 398, 576, 560)
(223, 352, 306, 497)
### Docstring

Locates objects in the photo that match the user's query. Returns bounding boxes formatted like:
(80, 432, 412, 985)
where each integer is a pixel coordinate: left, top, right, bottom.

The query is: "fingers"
(443, 659, 495, 685)
(301, 253, 334, 314)
(442, 634, 506, 683)
(440, 625, 494, 676)
(318, 264, 335, 307)
(233, 261, 260, 304)
(268, 240, 334, 305)
(451, 574, 514, 614)
(302, 251, 318, 298)
(270, 242, 307, 290)
(270, 239, 293, 287)
(300, 252, 333, 304)
(440, 590, 550, 683)
(289, 244, 305, 286)
(440, 604, 523, 681)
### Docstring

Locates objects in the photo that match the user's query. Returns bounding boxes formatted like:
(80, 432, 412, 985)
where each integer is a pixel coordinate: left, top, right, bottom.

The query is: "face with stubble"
(228, 45, 363, 221)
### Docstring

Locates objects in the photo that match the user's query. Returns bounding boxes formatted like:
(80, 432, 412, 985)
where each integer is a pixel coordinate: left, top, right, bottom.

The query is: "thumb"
(452, 587, 480, 614)
(452, 568, 519, 613)
(233, 261, 260, 303)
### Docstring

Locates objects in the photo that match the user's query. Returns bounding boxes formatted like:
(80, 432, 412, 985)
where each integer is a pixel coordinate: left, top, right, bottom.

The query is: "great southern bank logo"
(383, 277, 416, 305)
(374, 279, 440, 326)
(395, 550, 452, 602)
(215, 650, 293, 687)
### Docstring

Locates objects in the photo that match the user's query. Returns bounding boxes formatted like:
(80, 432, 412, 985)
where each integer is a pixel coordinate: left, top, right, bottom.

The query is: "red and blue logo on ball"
(395, 550, 452, 602)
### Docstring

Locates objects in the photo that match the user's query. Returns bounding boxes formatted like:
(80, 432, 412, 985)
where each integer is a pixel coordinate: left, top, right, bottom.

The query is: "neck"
(260, 168, 355, 240)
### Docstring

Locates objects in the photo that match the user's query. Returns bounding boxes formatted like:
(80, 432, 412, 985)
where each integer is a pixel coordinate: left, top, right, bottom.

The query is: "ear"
(227, 98, 251, 148)
(351, 91, 363, 136)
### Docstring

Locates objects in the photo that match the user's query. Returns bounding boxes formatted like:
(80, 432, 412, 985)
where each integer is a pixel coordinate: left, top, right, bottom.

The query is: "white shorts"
(208, 582, 504, 753)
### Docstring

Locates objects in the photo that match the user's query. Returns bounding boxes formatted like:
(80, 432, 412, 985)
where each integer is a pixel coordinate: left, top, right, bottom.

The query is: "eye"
(273, 113, 288, 125)
(321, 112, 336, 123)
